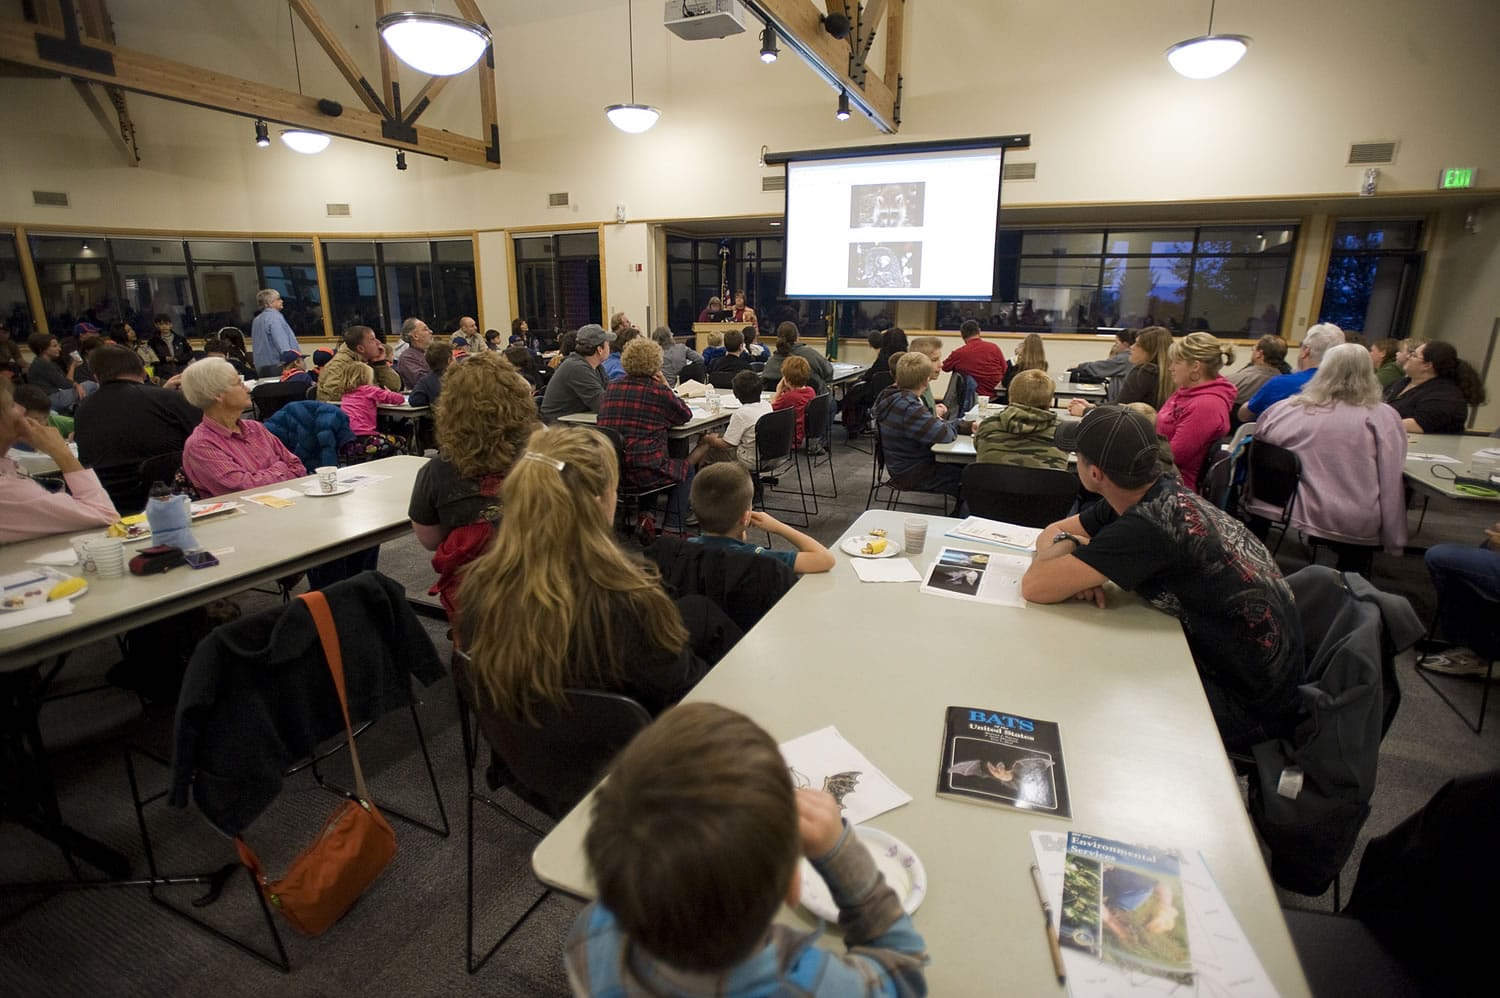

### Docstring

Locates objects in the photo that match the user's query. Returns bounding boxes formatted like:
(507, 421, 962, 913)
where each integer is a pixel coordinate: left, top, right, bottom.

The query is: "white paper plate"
(303, 484, 354, 498)
(840, 534, 901, 559)
(0, 568, 88, 612)
(798, 826, 926, 921)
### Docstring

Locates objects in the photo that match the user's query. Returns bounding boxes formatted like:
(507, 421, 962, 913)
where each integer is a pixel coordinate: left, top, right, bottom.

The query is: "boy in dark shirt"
(689, 462, 833, 575)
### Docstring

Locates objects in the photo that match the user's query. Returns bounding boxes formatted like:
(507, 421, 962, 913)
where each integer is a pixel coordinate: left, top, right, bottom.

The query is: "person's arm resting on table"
(1021, 514, 1110, 606)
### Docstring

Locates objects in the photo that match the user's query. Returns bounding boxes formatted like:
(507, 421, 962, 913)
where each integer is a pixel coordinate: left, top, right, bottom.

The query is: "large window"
(324, 238, 476, 336)
(0, 233, 35, 335)
(514, 232, 601, 342)
(938, 225, 1297, 336)
(258, 241, 323, 338)
(1318, 220, 1423, 339)
(187, 239, 258, 335)
(30, 234, 120, 333)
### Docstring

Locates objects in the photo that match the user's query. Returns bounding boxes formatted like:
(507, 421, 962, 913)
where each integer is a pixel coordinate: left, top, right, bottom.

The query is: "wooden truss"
(748, 0, 905, 132)
(0, 0, 501, 168)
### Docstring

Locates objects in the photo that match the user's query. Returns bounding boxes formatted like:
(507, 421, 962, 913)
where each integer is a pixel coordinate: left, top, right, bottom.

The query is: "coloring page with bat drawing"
(778, 725, 912, 826)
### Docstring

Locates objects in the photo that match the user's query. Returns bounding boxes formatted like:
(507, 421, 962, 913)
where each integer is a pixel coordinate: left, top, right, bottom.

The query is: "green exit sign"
(1440, 167, 1476, 189)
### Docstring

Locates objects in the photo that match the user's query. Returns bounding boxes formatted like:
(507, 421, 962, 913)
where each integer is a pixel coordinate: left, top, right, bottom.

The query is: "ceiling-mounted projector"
(663, 1, 747, 41)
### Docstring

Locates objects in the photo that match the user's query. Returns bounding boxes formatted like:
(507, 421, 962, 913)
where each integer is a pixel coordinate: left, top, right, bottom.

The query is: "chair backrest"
(138, 451, 187, 500)
(708, 370, 739, 389)
(802, 392, 832, 447)
(252, 381, 313, 421)
(457, 650, 650, 819)
(1246, 438, 1301, 515)
(961, 463, 1078, 527)
(644, 535, 796, 633)
(678, 360, 706, 385)
(591, 424, 626, 480)
(754, 407, 796, 465)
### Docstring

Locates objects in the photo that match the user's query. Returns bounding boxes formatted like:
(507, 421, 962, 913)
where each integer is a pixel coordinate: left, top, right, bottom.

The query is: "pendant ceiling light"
(378, 6, 491, 77)
(281, 129, 333, 154)
(605, 0, 659, 133)
(1166, 0, 1250, 79)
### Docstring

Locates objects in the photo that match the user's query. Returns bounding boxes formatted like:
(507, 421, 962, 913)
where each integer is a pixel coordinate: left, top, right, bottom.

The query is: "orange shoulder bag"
(234, 590, 397, 937)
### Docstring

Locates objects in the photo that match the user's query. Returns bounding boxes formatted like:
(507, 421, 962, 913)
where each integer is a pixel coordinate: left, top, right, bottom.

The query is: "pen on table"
(1030, 862, 1066, 985)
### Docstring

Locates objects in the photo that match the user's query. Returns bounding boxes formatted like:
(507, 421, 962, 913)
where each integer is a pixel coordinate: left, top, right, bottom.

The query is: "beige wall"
(1420, 207, 1500, 430)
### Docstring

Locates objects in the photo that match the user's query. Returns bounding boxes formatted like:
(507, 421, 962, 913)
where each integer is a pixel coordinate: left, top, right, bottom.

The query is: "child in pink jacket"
(338, 363, 408, 462)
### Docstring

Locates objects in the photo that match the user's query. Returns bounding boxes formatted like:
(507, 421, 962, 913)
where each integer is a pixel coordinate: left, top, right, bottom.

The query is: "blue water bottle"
(146, 481, 199, 550)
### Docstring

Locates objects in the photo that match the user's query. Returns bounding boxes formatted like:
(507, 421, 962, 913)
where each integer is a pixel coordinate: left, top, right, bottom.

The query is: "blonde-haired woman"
(1001, 332, 1048, 390)
(456, 425, 715, 719)
(1157, 332, 1237, 490)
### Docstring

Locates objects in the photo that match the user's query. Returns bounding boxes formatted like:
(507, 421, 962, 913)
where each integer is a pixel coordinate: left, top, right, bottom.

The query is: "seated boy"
(13, 383, 74, 439)
(974, 368, 1067, 469)
(279, 349, 313, 385)
(566, 701, 928, 996)
(709, 327, 752, 376)
(408, 342, 453, 407)
(701, 330, 726, 369)
(689, 462, 834, 574)
(872, 351, 973, 495)
(771, 354, 817, 449)
(907, 336, 949, 417)
(711, 368, 773, 472)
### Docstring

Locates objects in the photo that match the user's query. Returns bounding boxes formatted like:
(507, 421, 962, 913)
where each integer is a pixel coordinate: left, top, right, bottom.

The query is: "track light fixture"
(836, 90, 850, 121)
(396, 150, 408, 171)
(254, 119, 270, 147)
(759, 26, 778, 63)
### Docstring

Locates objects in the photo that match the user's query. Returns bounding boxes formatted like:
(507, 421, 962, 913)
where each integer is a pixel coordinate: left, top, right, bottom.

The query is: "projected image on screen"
(848, 242, 922, 290)
(849, 183, 926, 228)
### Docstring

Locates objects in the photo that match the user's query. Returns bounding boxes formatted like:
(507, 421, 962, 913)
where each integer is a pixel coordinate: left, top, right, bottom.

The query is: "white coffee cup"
(85, 537, 126, 579)
(975, 395, 991, 409)
(316, 466, 339, 493)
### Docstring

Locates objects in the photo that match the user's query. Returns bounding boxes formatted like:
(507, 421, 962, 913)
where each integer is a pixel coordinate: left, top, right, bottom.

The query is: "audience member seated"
(1001, 332, 1048, 390)
(179, 357, 306, 496)
(652, 325, 703, 384)
(72, 331, 104, 385)
(908, 336, 949, 417)
(770, 355, 817, 450)
(337, 361, 407, 463)
(1157, 332, 1237, 491)
(566, 702, 928, 995)
(0, 377, 117, 541)
(690, 462, 834, 574)
(316, 324, 402, 402)
(540, 324, 613, 422)
(1229, 334, 1288, 408)
(201, 333, 255, 380)
(0, 318, 24, 369)
(216, 326, 254, 375)
(1021, 406, 1302, 753)
(762, 321, 834, 385)
(74, 344, 201, 512)
(26, 332, 95, 412)
(278, 350, 312, 385)
(742, 325, 770, 363)
(707, 328, 751, 377)
(941, 319, 1007, 396)
(149, 313, 194, 380)
(1070, 328, 1136, 399)
(503, 345, 541, 390)
(1112, 325, 1174, 410)
(599, 337, 714, 532)
(708, 370, 772, 474)
(457, 426, 734, 717)
(1245, 344, 1407, 572)
(13, 384, 73, 438)
(408, 342, 451, 408)
(1367, 337, 1404, 388)
(1238, 322, 1344, 423)
(394, 317, 434, 389)
(1383, 340, 1485, 435)
(408, 352, 538, 618)
(1420, 521, 1500, 677)
(108, 320, 159, 378)
(873, 351, 973, 496)
(602, 326, 640, 382)
(975, 369, 1067, 470)
(700, 330, 725, 370)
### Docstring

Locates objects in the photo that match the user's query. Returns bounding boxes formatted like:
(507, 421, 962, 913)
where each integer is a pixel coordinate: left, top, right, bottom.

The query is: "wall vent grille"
(1003, 161, 1038, 181)
(325, 203, 352, 217)
(761, 175, 786, 192)
(548, 192, 570, 207)
(1348, 141, 1397, 165)
(32, 190, 69, 207)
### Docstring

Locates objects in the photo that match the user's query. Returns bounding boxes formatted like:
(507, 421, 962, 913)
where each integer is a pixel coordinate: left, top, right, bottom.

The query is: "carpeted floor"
(2, 436, 1496, 994)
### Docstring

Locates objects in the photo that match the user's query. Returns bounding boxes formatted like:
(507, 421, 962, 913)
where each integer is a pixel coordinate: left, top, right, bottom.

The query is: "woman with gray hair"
(1244, 342, 1407, 572)
(179, 357, 306, 496)
(650, 325, 702, 384)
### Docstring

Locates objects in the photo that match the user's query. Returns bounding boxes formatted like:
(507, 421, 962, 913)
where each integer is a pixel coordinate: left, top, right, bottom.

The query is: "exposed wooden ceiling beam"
(452, 0, 499, 162)
(748, 0, 900, 132)
(74, 0, 140, 167)
(72, 79, 137, 166)
(883, 0, 903, 90)
(289, 0, 387, 117)
(373, 0, 398, 116)
(0, 20, 497, 167)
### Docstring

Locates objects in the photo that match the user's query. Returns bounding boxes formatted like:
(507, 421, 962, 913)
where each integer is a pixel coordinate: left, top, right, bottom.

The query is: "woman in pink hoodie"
(1157, 333, 1238, 491)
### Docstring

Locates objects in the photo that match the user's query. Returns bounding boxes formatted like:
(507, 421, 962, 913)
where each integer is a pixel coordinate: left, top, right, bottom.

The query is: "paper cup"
(70, 536, 91, 565)
(85, 537, 126, 578)
(316, 466, 339, 493)
(903, 516, 929, 556)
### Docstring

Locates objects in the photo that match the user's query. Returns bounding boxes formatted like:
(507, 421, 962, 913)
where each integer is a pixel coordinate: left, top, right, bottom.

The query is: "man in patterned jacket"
(1021, 404, 1302, 753)
(973, 369, 1070, 469)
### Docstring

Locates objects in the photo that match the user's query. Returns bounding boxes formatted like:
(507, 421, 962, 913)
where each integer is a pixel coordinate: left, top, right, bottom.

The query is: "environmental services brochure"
(1059, 832, 1193, 986)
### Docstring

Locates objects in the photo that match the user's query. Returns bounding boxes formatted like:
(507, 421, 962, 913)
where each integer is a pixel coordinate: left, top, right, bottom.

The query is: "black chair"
(1415, 576, 1497, 733)
(594, 425, 676, 542)
(678, 360, 707, 385)
(960, 464, 1077, 527)
(251, 381, 311, 422)
(867, 423, 958, 516)
(644, 535, 797, 634)
(799, 392, 837, 513)
(1244, 439, 1301, 554)
(453, 649, 651, 973)
(752, 407, 808, 528)
(707, 370, 739, 390)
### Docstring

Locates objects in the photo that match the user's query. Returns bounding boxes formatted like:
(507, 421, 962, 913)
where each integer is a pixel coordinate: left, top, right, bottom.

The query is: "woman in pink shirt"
(1157, 332, 1238, 491)
(178, 357, 305, 496)
(338, 363, 407, 462)
(0, 377, 117, 542)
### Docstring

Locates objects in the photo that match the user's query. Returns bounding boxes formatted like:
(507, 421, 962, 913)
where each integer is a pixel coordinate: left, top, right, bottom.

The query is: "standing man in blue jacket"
(251, 289, 301, 377)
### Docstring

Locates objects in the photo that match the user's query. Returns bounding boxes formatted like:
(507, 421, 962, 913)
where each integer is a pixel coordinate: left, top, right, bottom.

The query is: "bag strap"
(298, 589, 374, 806)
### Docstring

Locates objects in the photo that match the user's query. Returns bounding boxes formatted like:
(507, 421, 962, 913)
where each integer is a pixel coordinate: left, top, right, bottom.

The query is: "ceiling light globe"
(605, 104, 660, 134)
(378, 11, 491, 77)
(280, 129, 332, 154)
(1165, 35, 1250, 79)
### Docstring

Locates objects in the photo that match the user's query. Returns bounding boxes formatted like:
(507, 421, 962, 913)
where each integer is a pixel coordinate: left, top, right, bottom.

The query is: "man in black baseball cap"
(1022, 405, 1301, 753)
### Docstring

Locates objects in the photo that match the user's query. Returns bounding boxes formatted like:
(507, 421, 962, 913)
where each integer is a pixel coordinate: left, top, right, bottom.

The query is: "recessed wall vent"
(32, 190, 69, 207)
(1003, 161, 1038, 181)
(761, 175, 786, 192)
(1348, 141, 1397, 166)
(548, 192, 570, 207)
(325, 202, 352, 217)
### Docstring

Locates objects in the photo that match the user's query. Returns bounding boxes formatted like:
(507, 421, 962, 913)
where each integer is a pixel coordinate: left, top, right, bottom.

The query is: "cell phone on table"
(183, 550, 220, 570)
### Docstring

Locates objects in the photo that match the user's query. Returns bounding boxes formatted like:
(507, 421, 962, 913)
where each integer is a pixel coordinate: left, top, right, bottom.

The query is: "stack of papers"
(946, 517, 1044, 552)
